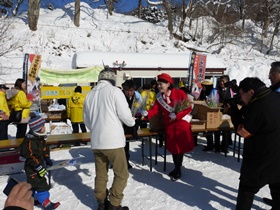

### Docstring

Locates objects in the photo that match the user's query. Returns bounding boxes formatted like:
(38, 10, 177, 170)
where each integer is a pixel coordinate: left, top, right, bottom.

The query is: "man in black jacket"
(229, 77, 280, 210)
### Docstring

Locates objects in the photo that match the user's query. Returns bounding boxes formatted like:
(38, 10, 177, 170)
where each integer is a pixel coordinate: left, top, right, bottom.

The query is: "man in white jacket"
(84, 67, 135, 210)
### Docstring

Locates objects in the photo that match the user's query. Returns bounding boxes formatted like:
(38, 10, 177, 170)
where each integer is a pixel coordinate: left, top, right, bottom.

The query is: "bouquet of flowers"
(131, 97, 148, 117)
(173, 98, 191, 114)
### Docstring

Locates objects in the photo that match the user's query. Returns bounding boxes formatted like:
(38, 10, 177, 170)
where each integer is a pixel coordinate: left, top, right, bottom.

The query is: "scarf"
(162, 90, 171, 104)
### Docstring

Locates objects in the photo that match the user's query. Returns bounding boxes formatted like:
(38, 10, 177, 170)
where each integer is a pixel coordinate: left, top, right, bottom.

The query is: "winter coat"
(147, 89, 194, 154)
(11, 90, 32, 119)
(84, 80, 135, 150)
(19, 131, 50, 191)
(67, 92, 85, 123)
(238, 88, 280, 186)
(141, 90, 156, 111)
(0, 91, 10, 120)
(270, 81, 280, 93)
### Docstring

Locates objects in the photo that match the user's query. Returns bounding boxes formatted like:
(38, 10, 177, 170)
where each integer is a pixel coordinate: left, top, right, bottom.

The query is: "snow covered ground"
(0, 123, 272, 210)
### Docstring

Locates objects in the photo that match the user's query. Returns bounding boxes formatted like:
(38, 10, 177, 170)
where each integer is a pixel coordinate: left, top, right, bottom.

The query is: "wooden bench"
(0, 129, 160, 172)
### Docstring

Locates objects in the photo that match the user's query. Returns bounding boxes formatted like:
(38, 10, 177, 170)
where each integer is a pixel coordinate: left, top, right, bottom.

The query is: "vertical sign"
(24, 54, 42, 102)
(193, 53, 207, 89)
(187, 51, 196, 91)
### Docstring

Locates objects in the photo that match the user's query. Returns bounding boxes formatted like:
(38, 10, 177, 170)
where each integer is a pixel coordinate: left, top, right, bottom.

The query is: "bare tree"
(0, 19, 22, 57)
(138, 0, 143, 18)
(163, 0, 173, 34)
(74, 0, 80, 27)
(28, 0, 41, 31)
(104, 0, 118, 16)
(13, 0, 24, 16)
(266, 0, 280, 54)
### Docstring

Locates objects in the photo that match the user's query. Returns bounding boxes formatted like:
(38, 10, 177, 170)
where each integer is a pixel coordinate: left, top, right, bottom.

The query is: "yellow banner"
(28, 55, 42, 82)
(40, 86, 92, 99)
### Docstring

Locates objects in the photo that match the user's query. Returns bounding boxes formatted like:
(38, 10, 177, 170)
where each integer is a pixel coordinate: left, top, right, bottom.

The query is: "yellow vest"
(67, 92, 85, 123)
(12, 90, 32, 119)
(0, 91, 10, 120)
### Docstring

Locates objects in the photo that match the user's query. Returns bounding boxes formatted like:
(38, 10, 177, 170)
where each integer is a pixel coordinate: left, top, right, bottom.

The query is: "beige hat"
(201, 79, 213, 85)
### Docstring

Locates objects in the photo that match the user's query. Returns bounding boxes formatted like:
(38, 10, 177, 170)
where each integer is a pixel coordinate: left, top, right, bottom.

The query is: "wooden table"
(0, 129, 160, 172)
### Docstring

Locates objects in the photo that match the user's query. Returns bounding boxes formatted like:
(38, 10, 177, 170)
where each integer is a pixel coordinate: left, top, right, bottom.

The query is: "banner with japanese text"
(40, 86, 92, 99)
(23, 54, 42, 102)
(193, 53, 207, 88)
(187, 52, 207, 99)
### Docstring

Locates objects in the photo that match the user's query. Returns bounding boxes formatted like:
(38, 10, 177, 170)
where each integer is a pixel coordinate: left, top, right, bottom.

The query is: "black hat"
(74, 86, 82, 93)
(0, 84, 9, 90)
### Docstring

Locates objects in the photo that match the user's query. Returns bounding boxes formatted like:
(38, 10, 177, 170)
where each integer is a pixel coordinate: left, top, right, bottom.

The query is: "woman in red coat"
(146, 73, 194, 181)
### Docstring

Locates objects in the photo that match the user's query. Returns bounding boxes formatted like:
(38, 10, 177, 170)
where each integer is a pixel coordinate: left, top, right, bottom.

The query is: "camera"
(224, 93, 242, 107)
(224, 79, 239, 92)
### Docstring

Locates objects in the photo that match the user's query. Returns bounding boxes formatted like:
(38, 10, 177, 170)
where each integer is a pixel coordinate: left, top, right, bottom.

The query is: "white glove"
(141, 110, 148, 117)
(169, 112, 176, 120)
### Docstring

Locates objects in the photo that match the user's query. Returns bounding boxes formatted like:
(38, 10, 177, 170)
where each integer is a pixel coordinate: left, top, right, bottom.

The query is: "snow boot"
(98, 189, 110, 210)
(42, 198, 60, 209)
(170, 154, 183, 181)
(108, 202, 129, 210)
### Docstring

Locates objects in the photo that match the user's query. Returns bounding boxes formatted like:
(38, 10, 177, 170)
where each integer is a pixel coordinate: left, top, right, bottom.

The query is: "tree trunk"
(163, 0, 173, 34)
(28, 0, 41, 31)
(179, 0, 187, 33)
(138, 0, 142, 18)
(74, 0, 80, 27)
(266, 21, 279, 55)
(105, 0, 113, 16)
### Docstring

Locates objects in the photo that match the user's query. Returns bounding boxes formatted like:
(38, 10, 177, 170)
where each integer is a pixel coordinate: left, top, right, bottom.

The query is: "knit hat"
(157, 73, 174, 84)
(28, 115, 46, 133)
(98, 66, 116, 86)
(74, 86, 82, 93)
(201, 79, 213, 85)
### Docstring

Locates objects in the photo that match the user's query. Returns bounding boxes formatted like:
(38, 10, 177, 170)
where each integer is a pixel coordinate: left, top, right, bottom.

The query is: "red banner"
(193, 53, 207, 89)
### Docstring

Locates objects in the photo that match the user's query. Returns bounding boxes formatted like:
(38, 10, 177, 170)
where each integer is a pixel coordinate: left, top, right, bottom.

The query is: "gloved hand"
(35, 165, 47, 177)
(44, 156, 53, 166)
(169, 112, 176, 120)
(141, 110, 148, 117)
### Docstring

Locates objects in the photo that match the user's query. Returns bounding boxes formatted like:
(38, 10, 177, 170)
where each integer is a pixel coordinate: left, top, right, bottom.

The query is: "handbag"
(9, 109, 22, 123)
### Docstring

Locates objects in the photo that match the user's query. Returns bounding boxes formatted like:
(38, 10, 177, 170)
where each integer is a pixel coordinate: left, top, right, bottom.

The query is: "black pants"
(16, 123, 28, 138)
(71, 123, 87, 133)
(172, 154, 184, 173)
(214, 131, 231, 152)
(0, 120, 9, 140)
(236, 180, 280, 210)
(125, 142, 130, 162)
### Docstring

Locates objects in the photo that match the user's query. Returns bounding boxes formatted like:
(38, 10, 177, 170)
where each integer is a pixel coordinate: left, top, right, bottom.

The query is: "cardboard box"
(192, 101, 223, 129)
(0, 150, 24, 175)
(50, 123, 72, 135)
(191, 119, 206, 131)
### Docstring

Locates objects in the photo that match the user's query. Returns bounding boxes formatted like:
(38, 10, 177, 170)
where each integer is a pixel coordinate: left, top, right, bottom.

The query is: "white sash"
(157, 92, 192, 123)
(156, 92, 173, 113)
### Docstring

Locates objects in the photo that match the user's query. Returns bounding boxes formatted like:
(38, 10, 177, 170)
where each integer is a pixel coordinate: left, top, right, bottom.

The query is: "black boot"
(168, 154, 177, 177)
(203, 134, 214, 151)
(98, 189, 110, 210)
(108, 202, 129, 210)
(170, 154, 183, 181)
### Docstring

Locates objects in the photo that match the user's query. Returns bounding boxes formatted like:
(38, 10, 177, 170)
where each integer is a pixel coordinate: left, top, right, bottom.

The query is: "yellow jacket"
(141, 90, 156, 111)
(12, 90, 32, 119)
(0, 91, 10, 120)
(67, 92, 85, 123)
